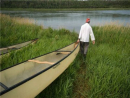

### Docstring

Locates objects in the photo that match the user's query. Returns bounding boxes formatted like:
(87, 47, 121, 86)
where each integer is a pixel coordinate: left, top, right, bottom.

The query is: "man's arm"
(90, 26, 95, 44)
(77, 26, 82, 42)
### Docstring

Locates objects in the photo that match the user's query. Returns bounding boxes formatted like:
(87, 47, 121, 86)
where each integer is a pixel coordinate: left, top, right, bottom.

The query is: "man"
(77, 18, 95, 59)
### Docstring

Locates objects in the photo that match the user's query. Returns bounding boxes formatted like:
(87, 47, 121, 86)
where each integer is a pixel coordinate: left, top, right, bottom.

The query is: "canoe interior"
(0, 43, 77, 93)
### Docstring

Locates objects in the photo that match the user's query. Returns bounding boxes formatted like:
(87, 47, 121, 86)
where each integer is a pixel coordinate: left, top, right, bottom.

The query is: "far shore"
(1, 8, 130, 11)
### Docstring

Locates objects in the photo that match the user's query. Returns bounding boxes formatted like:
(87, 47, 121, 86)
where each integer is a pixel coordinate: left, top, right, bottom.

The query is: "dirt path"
(72, 62, 90, 98)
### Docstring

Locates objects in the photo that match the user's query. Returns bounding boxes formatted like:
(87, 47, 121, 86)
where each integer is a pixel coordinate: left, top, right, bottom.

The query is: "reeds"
(85, 24, 130, 98)
(0, 14, 42, 47)
(1, 14, 130, 98)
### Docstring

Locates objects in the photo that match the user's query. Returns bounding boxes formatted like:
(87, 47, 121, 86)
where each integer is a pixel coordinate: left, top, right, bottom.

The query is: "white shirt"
(78, 23, 95, 42)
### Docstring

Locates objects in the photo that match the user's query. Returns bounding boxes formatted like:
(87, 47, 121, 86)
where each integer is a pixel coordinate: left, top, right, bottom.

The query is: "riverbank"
(1, 8, 130, 12)
(1, 14, 130, 98)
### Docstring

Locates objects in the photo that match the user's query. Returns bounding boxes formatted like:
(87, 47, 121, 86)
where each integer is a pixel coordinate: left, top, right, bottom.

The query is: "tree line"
(1, 1, 130, 8)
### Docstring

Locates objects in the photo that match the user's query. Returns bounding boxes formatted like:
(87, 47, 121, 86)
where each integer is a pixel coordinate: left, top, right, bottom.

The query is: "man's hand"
(92, 40, 95, 45)
(77, 39, 80, 43)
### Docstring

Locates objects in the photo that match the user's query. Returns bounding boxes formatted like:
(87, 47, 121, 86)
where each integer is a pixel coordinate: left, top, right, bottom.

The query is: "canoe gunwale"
(0, 38, 38, 55)
(0, 42, 79, 96)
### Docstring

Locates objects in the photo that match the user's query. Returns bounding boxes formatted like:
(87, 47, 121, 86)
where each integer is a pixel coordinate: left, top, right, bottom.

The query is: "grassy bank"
(1, 14, 130, 98)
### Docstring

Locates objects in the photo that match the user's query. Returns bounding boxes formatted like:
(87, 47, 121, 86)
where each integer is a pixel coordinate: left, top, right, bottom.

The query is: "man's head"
(86, 18, 90, 23)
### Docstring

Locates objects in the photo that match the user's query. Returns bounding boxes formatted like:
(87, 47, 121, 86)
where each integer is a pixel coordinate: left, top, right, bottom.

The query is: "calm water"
(1, 10, 130, 32)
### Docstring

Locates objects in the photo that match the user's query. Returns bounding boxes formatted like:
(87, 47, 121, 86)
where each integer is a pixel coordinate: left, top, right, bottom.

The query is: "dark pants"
(80, 41, 89, 57)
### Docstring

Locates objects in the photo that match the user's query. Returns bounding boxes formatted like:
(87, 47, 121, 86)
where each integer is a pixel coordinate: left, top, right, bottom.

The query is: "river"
(1, 10, 130, 32)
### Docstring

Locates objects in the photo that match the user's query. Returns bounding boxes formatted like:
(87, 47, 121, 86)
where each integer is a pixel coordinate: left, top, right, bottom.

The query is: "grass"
(0, 14, 130, 98)
(89, 26, 130, 98)
(0, 14, 41, 47)
(72, 25, 130, 98)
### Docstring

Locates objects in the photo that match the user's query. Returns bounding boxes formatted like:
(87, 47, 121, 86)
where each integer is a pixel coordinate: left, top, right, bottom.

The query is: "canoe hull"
(0, 38, 38, 57)
(0, 43, 79, 98)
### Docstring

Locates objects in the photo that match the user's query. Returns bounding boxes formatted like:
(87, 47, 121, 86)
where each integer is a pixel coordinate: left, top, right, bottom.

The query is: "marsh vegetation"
(0, 14, 130, 98)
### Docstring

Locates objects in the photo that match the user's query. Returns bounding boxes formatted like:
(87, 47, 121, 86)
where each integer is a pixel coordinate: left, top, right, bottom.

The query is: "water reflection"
(1, 10, 130, 32)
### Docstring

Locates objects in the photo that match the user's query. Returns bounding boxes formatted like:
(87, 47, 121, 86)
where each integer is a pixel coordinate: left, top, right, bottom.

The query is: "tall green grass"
(85, 25, 130, 98)
(1, 14, 130, 98)
(0, 14, 42, 47)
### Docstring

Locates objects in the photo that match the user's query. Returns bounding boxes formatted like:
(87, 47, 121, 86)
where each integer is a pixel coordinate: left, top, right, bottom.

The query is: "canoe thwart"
(55, 51, 71, 55)
(56, 52, 70, 55)
(28, 60, 54, 65)
(0, 82, 8, 90)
